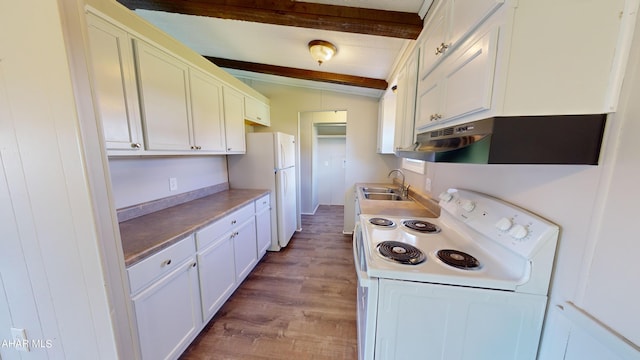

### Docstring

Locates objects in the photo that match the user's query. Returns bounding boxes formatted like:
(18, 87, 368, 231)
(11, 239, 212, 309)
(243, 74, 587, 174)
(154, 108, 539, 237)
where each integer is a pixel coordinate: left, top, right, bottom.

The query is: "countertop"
(120, 189, 269, 267)
(356, 183, 440, 218)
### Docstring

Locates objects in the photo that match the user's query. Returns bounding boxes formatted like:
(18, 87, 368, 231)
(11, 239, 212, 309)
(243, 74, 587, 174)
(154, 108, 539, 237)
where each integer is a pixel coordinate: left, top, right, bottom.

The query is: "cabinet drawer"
(255, 194, 270, 213)
(195, 203, 255, 249)
(127, 235, 195, 294)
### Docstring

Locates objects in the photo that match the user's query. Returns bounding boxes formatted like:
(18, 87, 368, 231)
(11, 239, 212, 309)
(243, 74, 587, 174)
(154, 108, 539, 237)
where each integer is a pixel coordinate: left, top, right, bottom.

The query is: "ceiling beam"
(117, 0, 423, 39)
(205, 57, 388, 90)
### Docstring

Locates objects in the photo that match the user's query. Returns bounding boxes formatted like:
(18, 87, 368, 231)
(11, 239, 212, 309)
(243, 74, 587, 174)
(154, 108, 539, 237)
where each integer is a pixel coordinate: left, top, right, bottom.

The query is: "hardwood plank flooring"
(180, 205, 358, 360)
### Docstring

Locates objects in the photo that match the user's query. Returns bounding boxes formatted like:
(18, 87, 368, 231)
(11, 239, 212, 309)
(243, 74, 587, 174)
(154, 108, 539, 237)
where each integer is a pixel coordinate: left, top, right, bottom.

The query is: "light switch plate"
(169, 177, 178, 191)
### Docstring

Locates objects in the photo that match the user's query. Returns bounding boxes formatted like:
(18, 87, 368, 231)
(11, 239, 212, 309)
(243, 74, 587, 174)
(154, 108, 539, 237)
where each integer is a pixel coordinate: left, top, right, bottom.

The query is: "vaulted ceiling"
(117, 0, 429, 95)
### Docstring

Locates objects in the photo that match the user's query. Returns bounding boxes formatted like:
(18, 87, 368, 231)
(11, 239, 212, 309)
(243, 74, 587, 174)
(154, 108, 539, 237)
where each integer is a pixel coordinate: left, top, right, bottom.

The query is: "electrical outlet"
(425, 178, 432, 192)
(169, 177, 178, 191)
(11, 327, 29, 352)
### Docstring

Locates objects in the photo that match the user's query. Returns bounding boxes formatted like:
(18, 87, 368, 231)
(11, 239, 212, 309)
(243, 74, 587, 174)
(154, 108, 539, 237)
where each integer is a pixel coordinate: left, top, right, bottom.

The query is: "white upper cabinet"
(416, 23, 500, 131)
(134, 39, 192, 151)
(377, 87, 397, 154)
(189, 68, 226, 153)
(420, 0, 504, 79)
(223, 86, 246, 154)
(244, 96, 271, 126)
(85, 10, 270, 157)
(86, 13, 143, 151)
(411, 0, 630, 133)
(394, 50, 420, 151)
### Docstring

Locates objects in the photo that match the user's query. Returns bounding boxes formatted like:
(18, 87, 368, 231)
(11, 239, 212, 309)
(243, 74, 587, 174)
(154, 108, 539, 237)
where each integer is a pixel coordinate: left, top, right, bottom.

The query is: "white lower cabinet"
(233, 217, 258, 282)
(129, 196, 269, 359)
(255, 195, 272, 259)
(128, 236, 201, 360)
(196, 233, 236, 322)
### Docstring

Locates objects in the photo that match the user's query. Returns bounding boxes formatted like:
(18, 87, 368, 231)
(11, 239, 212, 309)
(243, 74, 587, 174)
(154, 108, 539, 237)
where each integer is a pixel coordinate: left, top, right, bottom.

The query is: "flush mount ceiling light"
(308, 40, 337, 66)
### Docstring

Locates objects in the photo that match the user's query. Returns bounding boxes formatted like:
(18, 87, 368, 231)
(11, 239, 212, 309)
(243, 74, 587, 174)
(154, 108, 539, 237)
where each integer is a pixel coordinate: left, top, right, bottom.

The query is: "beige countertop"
(120, 189, 269, 267)
(356, 183, 440, 218)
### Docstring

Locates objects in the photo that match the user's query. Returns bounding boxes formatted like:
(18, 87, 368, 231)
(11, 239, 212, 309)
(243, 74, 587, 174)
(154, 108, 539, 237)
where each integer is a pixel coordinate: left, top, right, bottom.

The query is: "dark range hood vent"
(396, 114, 607, 165)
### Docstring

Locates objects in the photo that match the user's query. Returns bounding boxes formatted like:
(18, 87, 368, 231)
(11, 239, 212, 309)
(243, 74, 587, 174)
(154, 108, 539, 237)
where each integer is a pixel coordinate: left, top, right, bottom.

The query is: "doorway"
(316, 124, 346, 206)
(299, 111, 347, 214)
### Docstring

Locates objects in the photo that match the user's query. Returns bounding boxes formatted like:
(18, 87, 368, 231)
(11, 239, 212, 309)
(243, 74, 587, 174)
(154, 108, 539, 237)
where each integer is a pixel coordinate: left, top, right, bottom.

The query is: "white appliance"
(353, 188, 559, 360)
(228, 132, 297, 251)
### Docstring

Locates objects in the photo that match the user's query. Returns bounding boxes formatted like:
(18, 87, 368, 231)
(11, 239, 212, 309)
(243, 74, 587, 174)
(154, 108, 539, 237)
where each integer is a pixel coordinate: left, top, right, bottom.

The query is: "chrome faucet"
(388, 169, 409, 197)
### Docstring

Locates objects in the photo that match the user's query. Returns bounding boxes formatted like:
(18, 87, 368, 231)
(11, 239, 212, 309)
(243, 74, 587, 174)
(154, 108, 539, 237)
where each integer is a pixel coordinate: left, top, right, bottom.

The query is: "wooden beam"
(205, 56, 388, 90)
(117, 0, 423, 39)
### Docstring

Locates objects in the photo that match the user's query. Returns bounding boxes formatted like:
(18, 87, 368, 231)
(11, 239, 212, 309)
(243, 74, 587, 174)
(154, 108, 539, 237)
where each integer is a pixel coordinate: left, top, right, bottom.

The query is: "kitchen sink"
(363, 193, 409, 201)
(362, 187, 397, 194)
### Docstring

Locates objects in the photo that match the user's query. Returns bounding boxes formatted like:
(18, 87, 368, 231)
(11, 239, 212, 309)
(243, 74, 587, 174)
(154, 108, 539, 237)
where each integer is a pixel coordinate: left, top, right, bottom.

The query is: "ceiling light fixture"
(308, 40, 337, 66)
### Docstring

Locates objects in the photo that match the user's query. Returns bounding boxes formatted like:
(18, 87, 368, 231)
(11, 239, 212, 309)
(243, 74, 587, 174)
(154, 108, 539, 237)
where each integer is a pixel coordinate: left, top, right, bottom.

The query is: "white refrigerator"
(228, 132, 297, 251)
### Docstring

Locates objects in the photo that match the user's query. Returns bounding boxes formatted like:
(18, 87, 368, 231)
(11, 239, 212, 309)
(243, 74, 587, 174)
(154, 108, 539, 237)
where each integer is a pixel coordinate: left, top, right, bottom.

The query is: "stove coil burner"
(369, 217, 395, 227)
(377, 241, 426, 265)
(437, 249, 481, 270)
(402, 220, 441, 234)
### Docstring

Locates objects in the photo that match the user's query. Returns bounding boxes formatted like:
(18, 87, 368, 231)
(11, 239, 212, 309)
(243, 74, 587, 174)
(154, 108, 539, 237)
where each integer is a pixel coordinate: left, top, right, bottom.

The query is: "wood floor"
(180, 205, 358, 360)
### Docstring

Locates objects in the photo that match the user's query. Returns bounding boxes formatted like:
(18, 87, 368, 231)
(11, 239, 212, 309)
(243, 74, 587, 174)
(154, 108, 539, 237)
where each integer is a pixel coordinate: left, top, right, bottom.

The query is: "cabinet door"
(256, 208, 271, 259)
(134, 40, 191, 151)
(449, 0, 504, 50)
(233, 217, 257, 283)
(394, 51, 419, 151)
(132, 258, 201, 360)
(420, 2, 450, 79)
(376, 89, 396, 154)
(86, 14, 143, 151)
(223, 86, 246, 153)
(244, 96, 270, 126)
(197, 234, 236, 321)
(189, 68, 226, 152)
(415, 74, 443, 131)
(442, 26, 499, 122)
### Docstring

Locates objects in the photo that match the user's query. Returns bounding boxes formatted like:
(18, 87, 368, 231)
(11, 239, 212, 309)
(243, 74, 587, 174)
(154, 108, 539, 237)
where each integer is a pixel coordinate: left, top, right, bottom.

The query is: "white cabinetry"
(86, 13, 143, 151)
(244, 96, 271, 126)
(419, 0, 504, 79)
(377, 88, 396, 154)
(195, 202, 257, 322)
(189, 68, 226, 153)
(223, 86, 247, 154)
(416, 24, 500, 131)
(394, 50, 420, 151)
(255, 195, 271, 259)
(134, 39, 192, 151)
(233, 216, 258, 282)
(411, 0, 630, 133)
(196, 229, 236, 322)
(128, 236, 201, 360)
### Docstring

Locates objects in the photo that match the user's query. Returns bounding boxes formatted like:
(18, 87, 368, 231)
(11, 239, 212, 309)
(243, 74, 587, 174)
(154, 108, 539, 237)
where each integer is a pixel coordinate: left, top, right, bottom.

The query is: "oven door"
(353, 222, 378, 360)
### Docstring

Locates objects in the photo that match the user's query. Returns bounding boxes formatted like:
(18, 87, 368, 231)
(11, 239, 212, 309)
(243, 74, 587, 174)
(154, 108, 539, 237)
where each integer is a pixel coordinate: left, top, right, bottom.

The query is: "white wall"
(109, 156, 228, 208)
(1, 0, 124, 358)
(245, 80, 399, 232)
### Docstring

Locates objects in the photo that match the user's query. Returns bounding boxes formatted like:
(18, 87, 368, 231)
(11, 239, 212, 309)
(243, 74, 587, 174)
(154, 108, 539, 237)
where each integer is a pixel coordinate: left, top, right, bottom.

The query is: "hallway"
(180, 205, 358, 360)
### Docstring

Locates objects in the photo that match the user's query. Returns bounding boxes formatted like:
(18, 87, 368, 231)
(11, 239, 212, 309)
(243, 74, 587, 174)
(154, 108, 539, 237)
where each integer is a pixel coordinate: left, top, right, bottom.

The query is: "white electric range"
(353, 188, 559, 360)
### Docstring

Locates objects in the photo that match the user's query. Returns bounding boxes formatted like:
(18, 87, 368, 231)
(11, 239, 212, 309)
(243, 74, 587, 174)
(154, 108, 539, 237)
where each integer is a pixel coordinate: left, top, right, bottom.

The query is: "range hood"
(395, 114, 607, 165)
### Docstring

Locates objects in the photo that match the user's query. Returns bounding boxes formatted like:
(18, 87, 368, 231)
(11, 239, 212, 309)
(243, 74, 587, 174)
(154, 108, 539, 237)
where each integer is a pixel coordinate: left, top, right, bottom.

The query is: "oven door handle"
(353, 223, 374, 288)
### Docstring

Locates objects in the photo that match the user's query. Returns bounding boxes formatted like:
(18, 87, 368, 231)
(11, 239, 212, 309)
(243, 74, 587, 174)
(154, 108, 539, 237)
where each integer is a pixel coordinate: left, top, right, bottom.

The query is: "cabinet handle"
(191, 262, 197, 268)
(130, 143, 142, 149)
(231, 219, 237, 225)
(435, 42, 449, 55)
(190, 145, 196, 150)
(430, 113, 443, 121)
(161, 259, 172, 267)
(196, 146, 202, 150)
(227, 148, 232, 151)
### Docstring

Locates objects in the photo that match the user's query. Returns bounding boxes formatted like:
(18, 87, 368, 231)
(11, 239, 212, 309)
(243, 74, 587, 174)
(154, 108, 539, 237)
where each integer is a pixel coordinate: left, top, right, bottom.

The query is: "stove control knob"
(439, 192, 453, 202)
(495, 217, 513, 232)
(508, 224, 529, 240)
(461, 199, 476, 212)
